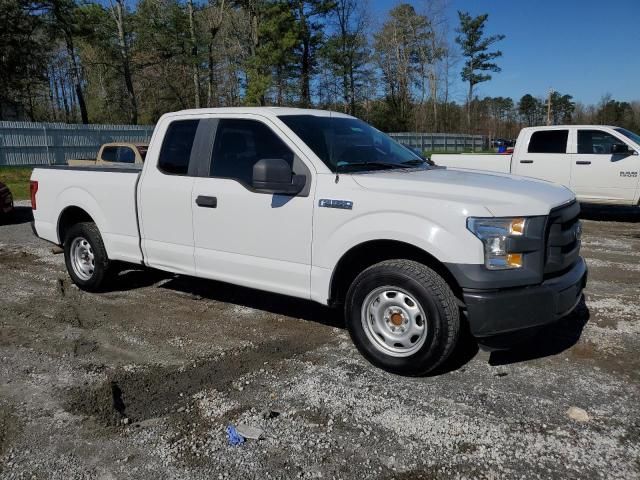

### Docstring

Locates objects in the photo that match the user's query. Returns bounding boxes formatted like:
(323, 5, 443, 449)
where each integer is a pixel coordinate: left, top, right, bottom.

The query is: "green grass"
(0, 167, 33, 201)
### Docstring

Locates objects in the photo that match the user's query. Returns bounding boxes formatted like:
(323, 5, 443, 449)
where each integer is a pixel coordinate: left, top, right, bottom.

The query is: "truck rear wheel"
(345, 259, 460, 376)
(63, 222, 111, 292)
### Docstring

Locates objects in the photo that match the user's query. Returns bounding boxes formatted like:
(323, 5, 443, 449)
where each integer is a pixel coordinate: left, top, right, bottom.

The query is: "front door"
(571, 129, 640, 204)
(191, 117, 315, 299)
(512, 129, 571, 187)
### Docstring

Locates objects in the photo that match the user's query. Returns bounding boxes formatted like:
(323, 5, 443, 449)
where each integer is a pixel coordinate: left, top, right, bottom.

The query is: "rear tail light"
(30, 180, 38, 210)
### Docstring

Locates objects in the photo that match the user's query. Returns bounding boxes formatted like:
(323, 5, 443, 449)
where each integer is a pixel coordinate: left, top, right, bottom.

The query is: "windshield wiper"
(400, 159, 426, 166)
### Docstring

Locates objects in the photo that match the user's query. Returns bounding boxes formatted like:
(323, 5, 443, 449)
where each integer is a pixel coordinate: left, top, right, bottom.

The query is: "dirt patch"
(0, 404, 21, 464)
(64, 332, 334, 426)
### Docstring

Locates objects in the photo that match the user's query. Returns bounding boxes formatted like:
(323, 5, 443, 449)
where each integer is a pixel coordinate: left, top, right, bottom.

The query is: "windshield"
(614, 128, 640, 146)
(278, 114, 425, 172)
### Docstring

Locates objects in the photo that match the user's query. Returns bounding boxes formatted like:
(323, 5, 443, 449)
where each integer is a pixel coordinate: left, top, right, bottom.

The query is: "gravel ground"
(1, 201, 639, 479)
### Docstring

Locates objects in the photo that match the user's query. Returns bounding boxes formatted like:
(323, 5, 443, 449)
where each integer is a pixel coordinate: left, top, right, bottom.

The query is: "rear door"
(138, 119, 200, 274)
(571, 129, 640, 204)
(191, 116, 315, 299)
(511, 129, 571, 186)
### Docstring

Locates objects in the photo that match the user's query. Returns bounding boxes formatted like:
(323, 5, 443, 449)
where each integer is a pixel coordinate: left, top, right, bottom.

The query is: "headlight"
(467, 217, 527, 270)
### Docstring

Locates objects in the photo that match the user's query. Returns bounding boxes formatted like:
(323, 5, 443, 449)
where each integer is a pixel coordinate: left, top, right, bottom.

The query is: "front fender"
(315, 210, 484, 271)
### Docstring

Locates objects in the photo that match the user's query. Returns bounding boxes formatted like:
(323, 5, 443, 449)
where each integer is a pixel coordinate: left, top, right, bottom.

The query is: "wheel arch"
(57, 206, 95, 244)
(328, 239, 462, 306)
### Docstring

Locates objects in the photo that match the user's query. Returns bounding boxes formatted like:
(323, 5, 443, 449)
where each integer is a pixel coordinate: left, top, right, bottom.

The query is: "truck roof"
(521, 125, 621, 131)
(102, 142, 148, 148)
(163, 107, 356, 120)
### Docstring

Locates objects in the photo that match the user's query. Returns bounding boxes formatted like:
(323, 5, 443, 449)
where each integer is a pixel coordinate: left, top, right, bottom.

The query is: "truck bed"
(31, 165, 143, 265)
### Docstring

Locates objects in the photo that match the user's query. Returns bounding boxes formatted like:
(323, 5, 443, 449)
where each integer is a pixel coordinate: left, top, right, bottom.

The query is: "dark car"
(0, 181, 14, 216)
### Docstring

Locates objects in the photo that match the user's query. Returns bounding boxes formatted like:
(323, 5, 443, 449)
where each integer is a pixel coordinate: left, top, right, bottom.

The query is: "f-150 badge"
(319, 199, 353, 210)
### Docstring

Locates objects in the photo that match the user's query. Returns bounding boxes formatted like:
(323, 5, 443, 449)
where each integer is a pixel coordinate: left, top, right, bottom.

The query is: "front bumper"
(463, 257, 587, 344)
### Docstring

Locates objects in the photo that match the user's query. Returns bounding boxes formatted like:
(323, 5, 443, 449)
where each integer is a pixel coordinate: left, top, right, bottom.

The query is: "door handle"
(575, 161, 591, 165)
(520, 160, 534, 164)
(195, 195, 217, 208)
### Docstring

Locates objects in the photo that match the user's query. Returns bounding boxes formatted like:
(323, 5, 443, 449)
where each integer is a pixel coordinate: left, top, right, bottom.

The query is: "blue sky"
(371, 0, 640, 105)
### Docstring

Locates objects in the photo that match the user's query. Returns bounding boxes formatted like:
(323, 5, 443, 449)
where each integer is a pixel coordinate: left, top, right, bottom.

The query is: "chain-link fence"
(0, 121, 488, 166)
(389, 132, 487, 152)
(0, 121, 155, 166)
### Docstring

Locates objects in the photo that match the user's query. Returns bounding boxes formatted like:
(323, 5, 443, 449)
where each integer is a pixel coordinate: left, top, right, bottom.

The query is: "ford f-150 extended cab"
(433, 125, 640, 206)
(30, 108, 587, 375)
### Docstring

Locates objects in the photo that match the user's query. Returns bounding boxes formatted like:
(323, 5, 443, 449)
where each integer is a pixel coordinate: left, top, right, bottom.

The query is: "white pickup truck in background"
(30, 108, 586, 375)
(433, 125, 640, 206)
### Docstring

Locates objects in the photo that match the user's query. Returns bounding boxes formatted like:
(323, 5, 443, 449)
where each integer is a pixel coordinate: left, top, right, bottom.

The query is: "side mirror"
(611, 144, 636, 156)
(252, 158, 305, 195)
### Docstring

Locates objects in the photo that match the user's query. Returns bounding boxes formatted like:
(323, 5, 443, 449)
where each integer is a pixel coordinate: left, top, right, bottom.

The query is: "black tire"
(345, 259, 460, 376)
(63, 222, 111, 292)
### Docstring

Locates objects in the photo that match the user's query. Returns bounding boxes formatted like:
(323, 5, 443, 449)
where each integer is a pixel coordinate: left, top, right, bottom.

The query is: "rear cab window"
(527, 130, 569, 154)
(157, 120, 200, 175)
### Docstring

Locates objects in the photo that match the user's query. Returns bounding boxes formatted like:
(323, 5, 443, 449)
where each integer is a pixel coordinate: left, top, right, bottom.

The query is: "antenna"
(546, 88, 554, 126)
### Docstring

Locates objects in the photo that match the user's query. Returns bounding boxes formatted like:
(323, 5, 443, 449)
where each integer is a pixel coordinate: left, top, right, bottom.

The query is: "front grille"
(544, 200, 581, 278)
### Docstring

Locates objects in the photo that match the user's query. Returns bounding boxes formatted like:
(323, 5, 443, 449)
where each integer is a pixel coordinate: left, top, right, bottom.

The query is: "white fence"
(0, 121, 154, 166)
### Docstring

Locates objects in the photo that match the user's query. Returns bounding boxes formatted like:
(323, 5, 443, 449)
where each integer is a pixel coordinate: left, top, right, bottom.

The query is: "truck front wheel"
(63, 222, 111, 292)
(345, 260, 460, 376)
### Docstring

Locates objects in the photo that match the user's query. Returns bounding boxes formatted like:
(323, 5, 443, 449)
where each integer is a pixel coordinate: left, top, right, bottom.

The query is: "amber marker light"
(506, 253, 523, 268)
(509, 218, 526, 236)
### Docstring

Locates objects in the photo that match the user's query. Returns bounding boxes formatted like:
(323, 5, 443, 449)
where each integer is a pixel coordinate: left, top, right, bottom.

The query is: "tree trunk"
(348, 63, 356, 115)
(187, 0, 200, 108)
(298, 3, 311, 107)
(207, 42, 214, 107)
(467, 81, 473, 133)
(114, 0, 138, 124)
(51, 0, 88, 124)
(64, 33, 88, 124)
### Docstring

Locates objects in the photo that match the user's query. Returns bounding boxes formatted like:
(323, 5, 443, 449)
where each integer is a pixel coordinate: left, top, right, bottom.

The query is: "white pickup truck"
(30, 108, 587, 375)
(433, 125, 640, 206)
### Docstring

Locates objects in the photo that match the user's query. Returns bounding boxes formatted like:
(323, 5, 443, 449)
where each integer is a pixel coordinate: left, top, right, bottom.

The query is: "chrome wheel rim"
(70, 237, 95, 281)
(361, 286, 428, 357)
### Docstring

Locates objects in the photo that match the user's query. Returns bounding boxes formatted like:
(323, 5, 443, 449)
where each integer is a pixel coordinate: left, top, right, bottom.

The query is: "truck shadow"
(580, 204, 640, 223)
(487, 298, 589, 366)
(111, 267, 345, 329)
(0, 206, 33, 226)
(111, 267, 480, 374)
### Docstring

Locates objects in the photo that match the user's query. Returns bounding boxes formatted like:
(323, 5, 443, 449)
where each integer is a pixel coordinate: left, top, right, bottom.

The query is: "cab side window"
(578, 130, 626, 154)
(527, 130, 569, 154)
(158, 120, 200, 175)
(101, 146, 118, 162)
(210, 119, 294, 185)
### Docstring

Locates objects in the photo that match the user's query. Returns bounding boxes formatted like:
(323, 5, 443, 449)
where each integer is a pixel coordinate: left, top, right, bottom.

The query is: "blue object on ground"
(226, 425, 245, 446)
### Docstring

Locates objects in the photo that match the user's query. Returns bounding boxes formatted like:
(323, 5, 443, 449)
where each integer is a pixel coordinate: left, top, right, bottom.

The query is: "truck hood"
(351, 167, 575, 217)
